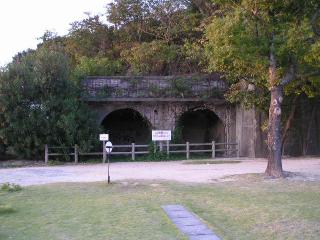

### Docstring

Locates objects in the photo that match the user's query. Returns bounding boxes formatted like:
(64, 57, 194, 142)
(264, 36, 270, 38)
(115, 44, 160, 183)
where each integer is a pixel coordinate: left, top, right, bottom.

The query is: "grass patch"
(0, 204, 15, 214)
(183, 160, 242, 165)
(0, 180, 319, 240)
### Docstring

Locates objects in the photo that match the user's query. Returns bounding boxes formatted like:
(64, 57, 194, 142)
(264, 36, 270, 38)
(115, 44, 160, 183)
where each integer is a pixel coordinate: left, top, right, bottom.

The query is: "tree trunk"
(265, 86, 284, 177)
(265, 41, 284, 178)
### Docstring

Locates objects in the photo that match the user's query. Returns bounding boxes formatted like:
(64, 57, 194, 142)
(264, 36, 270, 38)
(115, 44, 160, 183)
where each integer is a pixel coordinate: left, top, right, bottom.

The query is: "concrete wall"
(236, 106, 268, 157)
(89, 100, 237, 146)
(83, 76, 268, 158)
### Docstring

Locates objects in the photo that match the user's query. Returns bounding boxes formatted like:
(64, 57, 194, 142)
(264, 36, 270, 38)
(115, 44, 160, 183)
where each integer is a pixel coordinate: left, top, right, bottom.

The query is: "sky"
(0, 0, 111, 67)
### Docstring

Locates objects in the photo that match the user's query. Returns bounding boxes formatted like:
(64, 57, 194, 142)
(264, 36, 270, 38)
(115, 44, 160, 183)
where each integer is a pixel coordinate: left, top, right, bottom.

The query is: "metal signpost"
(99, 134, 109, 163)
(105, 141, 113, 184)
(99, 134, 113, 183)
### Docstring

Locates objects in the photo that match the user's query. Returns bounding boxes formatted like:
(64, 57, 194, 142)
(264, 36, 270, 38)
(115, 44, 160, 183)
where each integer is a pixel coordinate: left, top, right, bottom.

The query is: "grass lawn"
(0, 176, 319, 240)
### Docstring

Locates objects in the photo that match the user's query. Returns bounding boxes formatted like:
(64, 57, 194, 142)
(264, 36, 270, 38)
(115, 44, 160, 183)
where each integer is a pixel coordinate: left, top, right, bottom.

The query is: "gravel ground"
(0, 158, 320, 186)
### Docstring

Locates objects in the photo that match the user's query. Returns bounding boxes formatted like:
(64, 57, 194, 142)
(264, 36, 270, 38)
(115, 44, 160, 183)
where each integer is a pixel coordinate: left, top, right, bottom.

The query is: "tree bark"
(265, 31, 296, 177)
(265, 40, 284, 178)
(265, 86, 284, 177)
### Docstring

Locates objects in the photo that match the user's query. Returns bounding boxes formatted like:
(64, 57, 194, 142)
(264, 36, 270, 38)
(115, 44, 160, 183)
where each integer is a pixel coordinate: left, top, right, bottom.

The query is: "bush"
(148, 142, 168, 161)
(1, 183, 23, 192)
(73, 56, 124, 81)
(0, 48, 100, 158)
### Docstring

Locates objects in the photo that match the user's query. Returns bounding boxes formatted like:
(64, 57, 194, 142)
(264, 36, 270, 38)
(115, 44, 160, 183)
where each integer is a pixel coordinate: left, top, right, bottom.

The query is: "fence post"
(103, 141, 106, 163)
(166, 140, 169, 157)
(212, 141, 215, 159)
(45, 144, 48, 164)
(132, 143, 135, 161)
(74, 144, 78, 163)
(186, 142, 190, 159)
(159, 142, 163, 152)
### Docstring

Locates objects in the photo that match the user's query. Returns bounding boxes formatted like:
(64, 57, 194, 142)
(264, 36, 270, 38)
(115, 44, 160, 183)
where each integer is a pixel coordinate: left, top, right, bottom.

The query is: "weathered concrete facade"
(83, 75, 266, 157)
(236, 107, 267, 157)
(92, 100, 236, 142)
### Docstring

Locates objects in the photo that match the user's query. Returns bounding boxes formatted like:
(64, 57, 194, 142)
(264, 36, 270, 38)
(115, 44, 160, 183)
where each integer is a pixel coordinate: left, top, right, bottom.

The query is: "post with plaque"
(99, 134, 109, 163)
(152, 130, 172, 157)
(99, 134, 113, 184)
(105, 141, 113, 184)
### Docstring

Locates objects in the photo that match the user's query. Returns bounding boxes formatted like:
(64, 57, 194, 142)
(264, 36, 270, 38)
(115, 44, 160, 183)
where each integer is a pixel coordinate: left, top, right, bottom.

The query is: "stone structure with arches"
(83, 75, 267, 157)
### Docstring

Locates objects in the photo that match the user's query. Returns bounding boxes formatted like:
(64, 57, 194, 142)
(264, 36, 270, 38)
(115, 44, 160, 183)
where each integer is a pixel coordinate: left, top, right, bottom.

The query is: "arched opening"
(101, 108, 151, 144)
(175, 109, 224, 143)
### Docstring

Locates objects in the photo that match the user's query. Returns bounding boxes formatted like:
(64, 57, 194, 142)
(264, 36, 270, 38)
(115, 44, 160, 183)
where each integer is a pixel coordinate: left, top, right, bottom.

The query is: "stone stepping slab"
(162, 205, 221, 240)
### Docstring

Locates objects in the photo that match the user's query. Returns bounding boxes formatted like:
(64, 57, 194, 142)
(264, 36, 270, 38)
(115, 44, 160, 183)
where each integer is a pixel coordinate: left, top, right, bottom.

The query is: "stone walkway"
(162, 205, 221, 240)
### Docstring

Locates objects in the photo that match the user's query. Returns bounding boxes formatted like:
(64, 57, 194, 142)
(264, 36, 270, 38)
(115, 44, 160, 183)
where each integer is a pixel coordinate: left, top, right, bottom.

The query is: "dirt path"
(0, 158, 320, 186)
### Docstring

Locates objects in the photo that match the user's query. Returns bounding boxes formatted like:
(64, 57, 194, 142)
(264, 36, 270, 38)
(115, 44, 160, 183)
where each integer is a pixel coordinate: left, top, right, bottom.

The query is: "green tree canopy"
(0, 48, 99, 158)
(205, 0, 320, 177)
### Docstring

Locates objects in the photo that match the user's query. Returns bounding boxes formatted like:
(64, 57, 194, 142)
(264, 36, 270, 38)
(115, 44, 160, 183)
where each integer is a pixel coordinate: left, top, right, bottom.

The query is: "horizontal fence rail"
(44, 142, 239, 164)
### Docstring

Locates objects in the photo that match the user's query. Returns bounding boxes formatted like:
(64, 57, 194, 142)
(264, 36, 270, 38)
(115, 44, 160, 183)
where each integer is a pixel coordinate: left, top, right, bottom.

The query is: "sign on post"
(99, 134, 109, 141)
(105, 140, 113, 184)
(105, 141, 113, 153)
(152, 130, 171, 141)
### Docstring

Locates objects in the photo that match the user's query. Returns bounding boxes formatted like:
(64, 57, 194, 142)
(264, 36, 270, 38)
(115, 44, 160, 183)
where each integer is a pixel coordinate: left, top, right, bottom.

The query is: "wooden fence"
(44, 141, 239, 164)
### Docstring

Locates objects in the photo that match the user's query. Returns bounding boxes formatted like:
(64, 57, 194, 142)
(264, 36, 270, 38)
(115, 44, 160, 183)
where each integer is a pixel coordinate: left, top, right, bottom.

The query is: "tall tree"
(66, 15, 115, 62)
(107, 0, 202, 44)
(206, 0, 320, 177)
(0, 48, 99, 158)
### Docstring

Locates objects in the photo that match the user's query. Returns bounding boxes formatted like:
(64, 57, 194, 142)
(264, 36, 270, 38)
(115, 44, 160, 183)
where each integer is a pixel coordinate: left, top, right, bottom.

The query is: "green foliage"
(121, 41, 178, 75)
(0, 48, 100, 158)
(172, 125, 183, 143)
(22, 1, 209, 77)
(94, 86, 115, 98)
(181, 40, 207, 73)
(1, 183, 22, 192)
(225, 80, 269, 110)
(148, 83, 162, 97)
(72, 56, 124, 81)
(205, 0, 320, 106)
(148, 142, 168, 160)
(108, 0, 202, 44)
(66, 15, 115, 61)
(170, 77, 192, 97)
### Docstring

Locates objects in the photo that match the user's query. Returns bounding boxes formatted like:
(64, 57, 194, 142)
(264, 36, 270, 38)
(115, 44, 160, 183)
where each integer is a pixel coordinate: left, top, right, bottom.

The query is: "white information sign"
(152, 130, 171, 141)
(105, 141, 113, 153)
(99, 134, 109, 141)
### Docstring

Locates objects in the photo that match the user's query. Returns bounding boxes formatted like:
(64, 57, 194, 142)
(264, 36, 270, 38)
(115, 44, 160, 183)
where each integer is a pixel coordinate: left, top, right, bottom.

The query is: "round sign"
(105, 141, 113, 153)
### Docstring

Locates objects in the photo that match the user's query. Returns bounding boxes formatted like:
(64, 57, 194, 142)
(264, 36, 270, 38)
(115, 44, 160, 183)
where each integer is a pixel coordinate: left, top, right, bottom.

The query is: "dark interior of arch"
(177, 109, 224, 143)
(101, 109, 151, 144)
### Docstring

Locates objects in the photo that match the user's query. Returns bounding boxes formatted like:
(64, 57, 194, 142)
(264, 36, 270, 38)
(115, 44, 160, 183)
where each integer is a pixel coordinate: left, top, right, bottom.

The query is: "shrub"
(148, 142, 168, 161)
(1, 183, 23, 192)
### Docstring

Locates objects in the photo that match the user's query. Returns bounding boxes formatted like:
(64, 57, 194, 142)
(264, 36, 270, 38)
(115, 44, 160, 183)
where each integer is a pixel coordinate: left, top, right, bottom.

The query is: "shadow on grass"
(0, 204, 15, 214)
